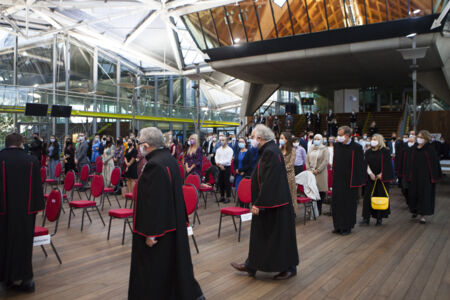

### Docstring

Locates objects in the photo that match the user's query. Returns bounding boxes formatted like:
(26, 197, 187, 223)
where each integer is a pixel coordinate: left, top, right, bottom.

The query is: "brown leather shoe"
(273, 271, 297, 280)
(230, 262, 255, 277)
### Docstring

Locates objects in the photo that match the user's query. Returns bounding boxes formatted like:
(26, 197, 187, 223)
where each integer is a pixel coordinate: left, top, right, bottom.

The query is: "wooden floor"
(3, 177, 450, 300)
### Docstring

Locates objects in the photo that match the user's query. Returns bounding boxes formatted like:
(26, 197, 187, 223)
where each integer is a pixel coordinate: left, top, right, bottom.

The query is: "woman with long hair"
(360, 134, 394, 226)
(280, 132, 297, 212)
(63, 137, 75, 174)
(102, 139, 115, 186)
(124, 138, 138, 194)
(305, 134, 329, 215)
(47, 135, 60, 179)
(185, 134, 203, 176)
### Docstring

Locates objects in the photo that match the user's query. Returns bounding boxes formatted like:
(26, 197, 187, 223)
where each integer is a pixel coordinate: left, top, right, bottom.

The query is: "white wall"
(334, 89, 359, 113)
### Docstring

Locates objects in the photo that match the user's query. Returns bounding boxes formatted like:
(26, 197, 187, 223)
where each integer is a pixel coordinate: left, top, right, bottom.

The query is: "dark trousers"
(318, 192, 326, 215)
(294, 165, 304, 175)
(219, 166, 231, 198)
(245, 258, 296, 274)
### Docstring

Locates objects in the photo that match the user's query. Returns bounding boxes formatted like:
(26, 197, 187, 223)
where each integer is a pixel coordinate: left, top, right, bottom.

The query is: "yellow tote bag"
(371, 179, 389, 210)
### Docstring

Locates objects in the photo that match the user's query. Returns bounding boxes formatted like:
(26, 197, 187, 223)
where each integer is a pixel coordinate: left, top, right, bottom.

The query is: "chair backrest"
(54, 162, 62, 178)
(40, 167, 46, 184)
(237, 178, 252, 204)
(110, 167, 121, 186)
(297, 184, 305, 194)
(95, 156, 103, 173)
(64, 171, 75, 192)
(46, 189, 62, 222)
(183, 184, 197, 216)
(185, 174, 200, 191)
(178, 164, 184, 179)
(202, 159, 211, 176)
(91, 175, 104, 198)
(80, 164, 90, 181)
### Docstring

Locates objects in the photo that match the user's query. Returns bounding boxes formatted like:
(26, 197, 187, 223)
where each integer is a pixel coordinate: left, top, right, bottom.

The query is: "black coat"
(48, 142, 60, 160)
(248, 141, 299, 272)
(129, 148, 203, 300)
(0, 148, 44, 283)
(233, 149, 256, 177)
(29, 137, 42, 163)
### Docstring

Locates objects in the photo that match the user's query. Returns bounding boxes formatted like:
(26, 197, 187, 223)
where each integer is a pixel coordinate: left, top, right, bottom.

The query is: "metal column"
(52, 34, 57, 135)
(116, 60, 121, 138)
(194, 65, 200, 135)
(153, 75, 158, 128)
(93, 47, 98, 134)
(13, 34, 18, 131)
(412, 38, 418, 131)
(169, 75, 173, 132)
(64, 35, 70, 135)
(135, 75, 141, 132)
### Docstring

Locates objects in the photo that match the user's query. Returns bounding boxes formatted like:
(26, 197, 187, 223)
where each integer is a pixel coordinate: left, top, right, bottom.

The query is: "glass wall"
(182, 0, 439, 49)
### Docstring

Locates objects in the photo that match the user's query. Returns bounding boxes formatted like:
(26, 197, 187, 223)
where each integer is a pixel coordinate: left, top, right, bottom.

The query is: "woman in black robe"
(406, 130, 441, 224)
(360, 134, 394, 226)
(129, 128, 203, 300)
(400, 136, 417, 204)
(231, 125, 298, 280)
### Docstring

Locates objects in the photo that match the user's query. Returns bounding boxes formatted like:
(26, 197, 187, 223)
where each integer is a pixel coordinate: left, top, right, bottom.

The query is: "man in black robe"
(0, 133, 44, 294)
(129, 127, 203, 300)
(28, 132, 42, 165)
(332, 126, 366, 235)
(231, 124, 299, 280)
(400, 135, 416, 204)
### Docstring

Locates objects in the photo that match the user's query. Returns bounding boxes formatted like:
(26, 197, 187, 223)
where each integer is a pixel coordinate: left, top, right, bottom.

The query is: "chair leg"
(115, 194, 121, 208)
(213, 192, 219, 207)
(50, 241, 62, 264)
(95, 206, 105, 226)
(107, 216, 113, 240)
(218, 213, 223, 238)
(122, 218, 127, 245)
(232, 216, 237, 232)
(195, 210, 201, 225)
(201, 192, 207, 209)
(303, 204, 307, 225)
(127, 218, 133, 232)
(40, 245, 48, 257)
(77, 190, 82, 200)
(191, 235, 199, 254)
(238, 217, 242, 242)
(81, 208, 85, 231)
(85, 210, 93, 223)
(106, 194, 112, 207)
(68, 207, 73, 228)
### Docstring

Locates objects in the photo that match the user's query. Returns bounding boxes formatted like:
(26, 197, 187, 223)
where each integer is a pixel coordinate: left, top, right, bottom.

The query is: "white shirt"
(215, 146, 233, 166)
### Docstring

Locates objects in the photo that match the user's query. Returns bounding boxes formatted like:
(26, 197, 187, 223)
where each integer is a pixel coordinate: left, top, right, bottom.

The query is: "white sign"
(33, 234, 51, 246)
(187, 226, 193, 236)
(241, 213, 252, 222)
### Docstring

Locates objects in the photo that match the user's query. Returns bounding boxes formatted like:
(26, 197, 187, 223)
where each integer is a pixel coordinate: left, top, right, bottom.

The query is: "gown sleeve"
(381, 148, 394, 182)
(133, 162, 177, 238)
(350, 145, 366, 188)
(425, 146, 442, 183)
(28, 159, 45, 214)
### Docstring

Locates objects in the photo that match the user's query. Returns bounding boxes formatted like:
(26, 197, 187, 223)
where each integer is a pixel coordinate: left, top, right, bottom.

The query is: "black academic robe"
(331, 141, 366, 231)
(129, 148, 202, 300)
(406, 143, 441, 216)
(29, 137, 42, 164)
(362, 148, 394, 219)
(248, 140, 299, 272)
(400, 143, 415, 201)
(0, 148, 44, 283)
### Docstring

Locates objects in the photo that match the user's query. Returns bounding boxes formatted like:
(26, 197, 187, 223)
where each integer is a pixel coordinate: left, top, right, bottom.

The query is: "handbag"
(371, 179, 389, 210)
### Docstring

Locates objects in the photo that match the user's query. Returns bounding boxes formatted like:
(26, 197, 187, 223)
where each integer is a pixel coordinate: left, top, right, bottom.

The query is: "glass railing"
(0, 84, 239, 124)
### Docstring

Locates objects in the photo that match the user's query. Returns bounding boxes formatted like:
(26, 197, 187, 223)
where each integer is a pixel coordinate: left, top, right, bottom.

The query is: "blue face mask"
(238, 142, 245, 149)
(323, 139, 327, 144)
(314, 140, 321, 146)
(279, 139, 285, 146)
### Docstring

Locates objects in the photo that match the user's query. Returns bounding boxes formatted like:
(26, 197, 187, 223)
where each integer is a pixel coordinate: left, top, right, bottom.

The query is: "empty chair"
(40, 166, 46, 185)
(183, 184, 199, 253)
(185, 174, 200, 191)
(107, 183, 137, 245)
(178, 163, 184, 180)
(102, 167, 122, 210)
(297, 184, 317, 225)
(44, 162, 62, 186)
(73, 164, 90, 199)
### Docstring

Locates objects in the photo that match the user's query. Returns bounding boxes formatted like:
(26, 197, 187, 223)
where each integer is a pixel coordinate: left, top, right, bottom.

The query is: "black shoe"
(230, 262, 256, 277)
(11, 279, 35, 293)
(341, 229, 351, 236)
(419, 218, 426, 224)
(412, 214, 417, 218)
(332, 229, 341, 234)
(273, 271, 297, 280)
(376, 219, 382, 226)
(359, 218, 369, 226)
(224, 198, 230, 204)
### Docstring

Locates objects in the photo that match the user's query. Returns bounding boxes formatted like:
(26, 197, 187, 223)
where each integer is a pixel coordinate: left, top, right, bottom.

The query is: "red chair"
(40, 166, 46, 185)
(297, 184, 316, 225)
(95, 156, 103, 174)
(68, 174, 105, 231)
(74, 164, 90, 199)
(178, 163, 185, 180)
(183, 184, 199, 253)
(45, 162, 62, 186)
(199, 167, 219, 209)
(103, 167, 122, 210)
(185, 174, 200, 191)
(218, 178, 252, 242)
(34, 189, 62, 264)
(107, 183, 137, 245)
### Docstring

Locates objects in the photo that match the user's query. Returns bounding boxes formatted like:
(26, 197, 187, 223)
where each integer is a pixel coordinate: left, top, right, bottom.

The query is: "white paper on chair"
(187, 226, 194, 236)
(241, 213, 252, 222)
(33, 234, 51, 246)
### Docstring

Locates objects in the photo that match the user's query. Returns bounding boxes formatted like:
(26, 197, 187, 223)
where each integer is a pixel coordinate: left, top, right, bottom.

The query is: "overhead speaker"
(25, 103, 48, 117)
(51, 105, 72, 118)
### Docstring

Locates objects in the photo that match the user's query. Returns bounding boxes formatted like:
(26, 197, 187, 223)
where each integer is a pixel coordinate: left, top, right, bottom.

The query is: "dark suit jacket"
(233, 148, 257, 176)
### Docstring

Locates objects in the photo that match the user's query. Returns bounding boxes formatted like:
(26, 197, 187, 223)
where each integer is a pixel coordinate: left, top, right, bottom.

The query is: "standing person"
(280, 132, 298, 212)
(314, 110, 321, 134)
(273, 116, 280, 136)
(102, 140, 115, 186)
(228, 134, 239, 158)
(0, 133, 44, 293)
(331, 119, 338, 137)
(170, 137, 177, 159)
(185, 134, 203, 177)
(327, 136, 335, 169)
(400, 135, 416, 203)
(349, 110, 357, 130)
(293, 137, 307, 175)
(215, 136, 233, 203)
(114, 138, 125, 168)
(285, 112, 294, 133)
(259, 113, 266, 125)
(28, 132, 42, 164)
(332, 126, 366, 235)
(267, 113, 274, 129)
(47, 135, 60, 179)
(230, 124, 299, 280)
(305, 134, 329, 215)
(368, 121, 378, 137)
(208, 135, 217, 165)
(129, 127, 203, 300)
(406, 130, 442, 224)
(326, 109, 334, 136)
(63, 138, 75, 174)
(360, 134, 394, 226)
(91, 135, 101, 165)
(124, 139, 138, 195)
(75, 133, 90, 190)
(233, 138, 256, 190)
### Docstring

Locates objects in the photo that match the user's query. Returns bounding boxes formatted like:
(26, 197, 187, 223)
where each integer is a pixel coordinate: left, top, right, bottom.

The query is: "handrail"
(398, 102, 409, 135)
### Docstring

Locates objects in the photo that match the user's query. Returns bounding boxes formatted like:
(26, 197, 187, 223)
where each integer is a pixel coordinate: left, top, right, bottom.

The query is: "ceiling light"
(406, 33, 417, 38)
(412, 9, 421, 14)
(273, 0, 287, 8)
(234, 38, 240, 43)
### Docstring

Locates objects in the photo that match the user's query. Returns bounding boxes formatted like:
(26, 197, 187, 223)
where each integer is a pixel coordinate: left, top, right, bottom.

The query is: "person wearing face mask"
(280, 132, 298, 212)
(326, 109, 334, 136)
(129, 127, 204, 300)
(327, 136, 335, 169)
(99, 136, 107, 156)
(231, 124, 298, 280)
(349, 110, 357, 131)
(185, 134, 203, 177)
(360, 134, 394, 226)
(233, 138, 256, 192)
(398, 135, 416, 203)
(64, 138, 75, 174)
(102, 139, 115, 186)
(331, 126, 366, 236)
(215, 137, 234, 203)
(406, 130, 442, 224)
(208, 135, 217, 165)
(124, 139, 138, 195)
(75, 133, 90, 190)
(306, 132, 315, 153)
(439, 137, 449, 159)
(228, 134, 239, 158)
(395, 134, 410, 187)
(91, 134, 101, 164)
(47, 135, 60, 179)
(292, 137, 307, 175)
(305, 134, 329, 215)
(114, 138, 125, 168)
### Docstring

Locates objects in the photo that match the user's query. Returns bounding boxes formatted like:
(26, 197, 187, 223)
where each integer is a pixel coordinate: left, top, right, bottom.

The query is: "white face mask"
(408, 142, 414, 147)
(403, 138, 408, 143)
(371, 140, 379, 147)
(336, 136, 345, 143)
(250, 138, 259, 148)
(417, 137, 425, 144)
(50, 139, 55, 143)
(212, 138, 217, 142)
(79, 136, 85, 142)
(293, 142, 299, 147)
(232, 138, 236, 142)
(363, 135, 367, 139)
(139, 145, 148, 156)
(313, 140, 321, 146)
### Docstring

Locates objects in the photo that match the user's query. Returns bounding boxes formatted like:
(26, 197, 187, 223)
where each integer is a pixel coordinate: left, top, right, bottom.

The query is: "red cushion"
(88, 174, 94, 178)
(109, 208, 133, 218)
(104, 187, 114, 193)
(44, 194, 67, 199)
(199, 186, 214, 192)
(34, 226, 49, 237)
(220, 207, 250, 216)
(69, 200, 97, 208)
(45, 179, 57, 183)
(297, 196, 311, 204)
(125, 193, 133, 199)
(327, 191, 332, 196)
(74, 183, 82, 188)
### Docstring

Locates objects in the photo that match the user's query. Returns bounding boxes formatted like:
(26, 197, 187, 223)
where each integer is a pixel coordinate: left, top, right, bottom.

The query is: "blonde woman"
(305, 134, 329, 215)
(184, 134, 203, 176)
(360, 134, 394, 226)
(280, 132, 297, 211)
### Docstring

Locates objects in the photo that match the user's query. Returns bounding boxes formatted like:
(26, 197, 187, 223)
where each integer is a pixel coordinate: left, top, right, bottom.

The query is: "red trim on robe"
(424, 151, 439, 183)
(0, 161, 5, 215)
(253, 202, 289, 209)
(28, 162, 44, 214)
(133, 227, 177, 238)
(166, 167, 172, 183)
